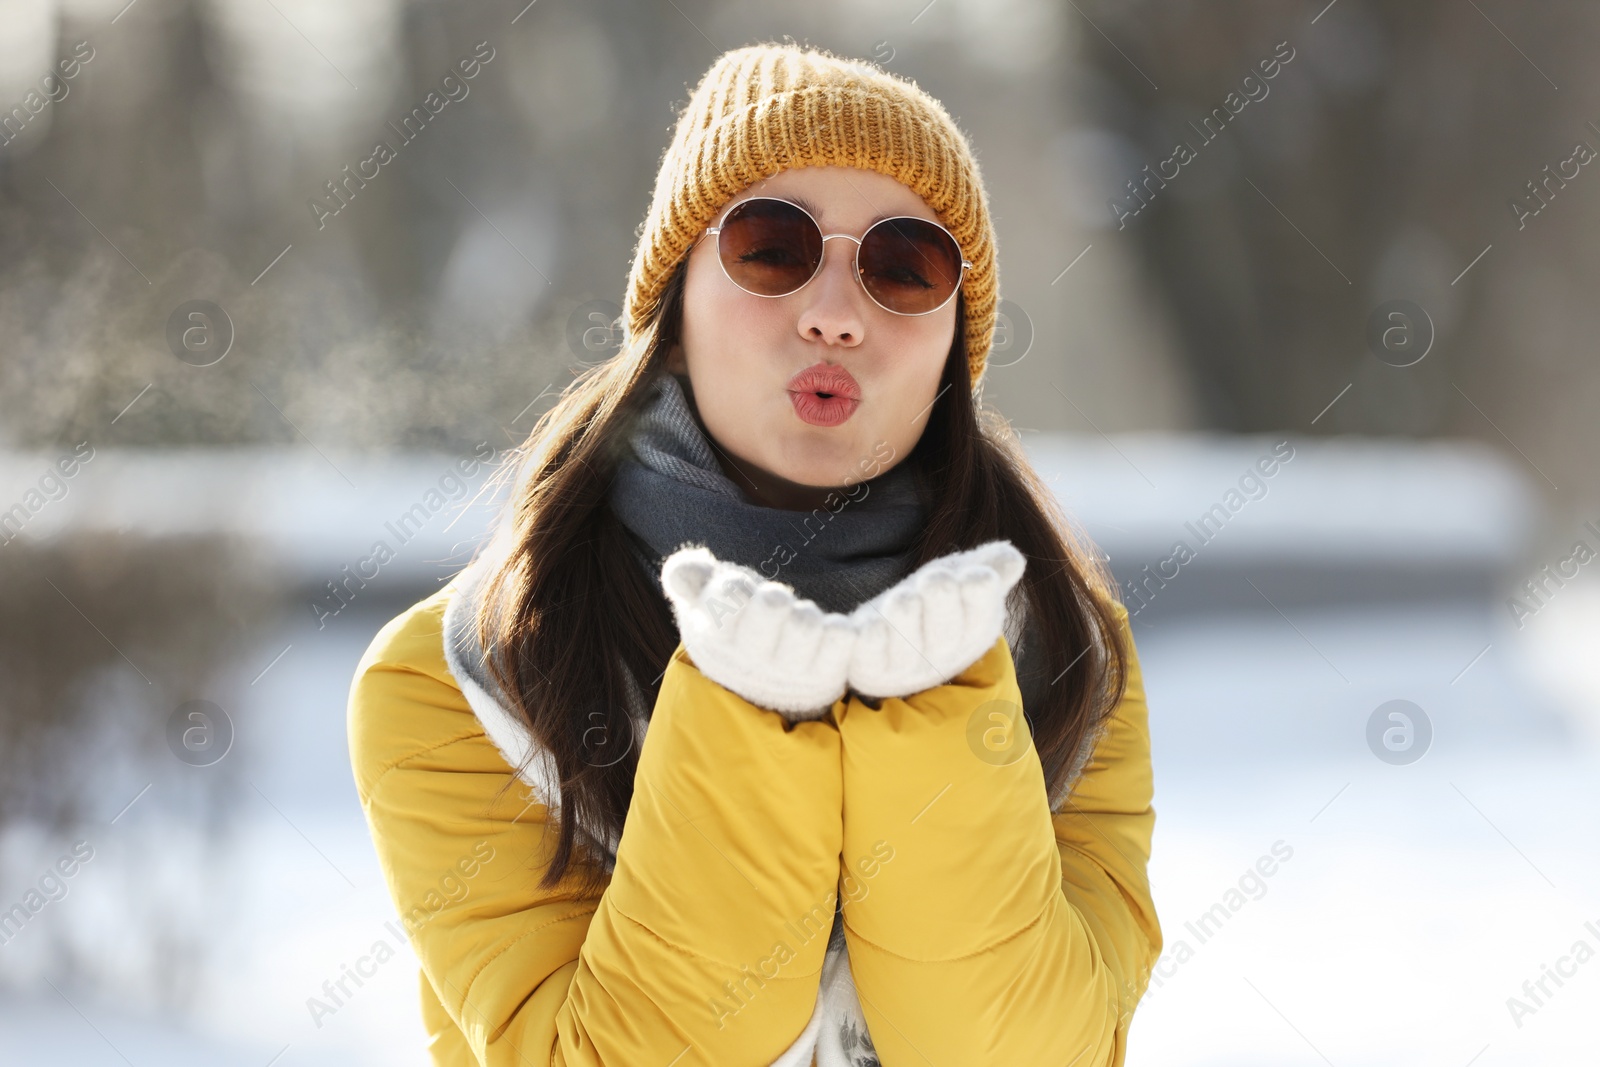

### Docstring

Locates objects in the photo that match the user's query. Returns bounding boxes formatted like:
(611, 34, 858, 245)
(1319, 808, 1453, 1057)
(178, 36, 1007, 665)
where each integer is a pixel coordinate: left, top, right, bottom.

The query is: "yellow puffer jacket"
(347, 579, 1160, 1066)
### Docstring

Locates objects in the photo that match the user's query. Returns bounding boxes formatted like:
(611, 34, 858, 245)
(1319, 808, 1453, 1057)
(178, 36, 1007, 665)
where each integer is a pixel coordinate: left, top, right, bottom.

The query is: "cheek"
(678, 255, 788, 451)
(681, 255, 777, 370)
(872, 315, 953, 443)
(680, 266, 731, 381)
(889, 314, 955, 396)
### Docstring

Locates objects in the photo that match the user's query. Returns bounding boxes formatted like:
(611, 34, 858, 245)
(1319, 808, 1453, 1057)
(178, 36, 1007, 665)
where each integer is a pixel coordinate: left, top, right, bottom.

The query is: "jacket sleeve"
(835, 599, 1160, 1066)
(348, 585, 845, 1066)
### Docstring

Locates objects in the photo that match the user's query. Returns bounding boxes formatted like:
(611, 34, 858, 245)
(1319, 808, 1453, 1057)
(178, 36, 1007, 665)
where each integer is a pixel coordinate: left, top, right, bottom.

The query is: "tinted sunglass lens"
(716, 199, 823, 297)
(858, 218, 963, 314)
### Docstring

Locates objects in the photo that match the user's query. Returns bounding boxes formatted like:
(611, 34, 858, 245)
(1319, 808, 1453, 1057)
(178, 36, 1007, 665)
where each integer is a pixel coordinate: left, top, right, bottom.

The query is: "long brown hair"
(473, 256, 1129, 896)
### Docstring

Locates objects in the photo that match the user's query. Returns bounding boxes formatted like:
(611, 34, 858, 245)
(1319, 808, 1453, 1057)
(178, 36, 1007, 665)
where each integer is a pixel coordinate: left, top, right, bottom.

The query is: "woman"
(348, 42, 1161, 1067)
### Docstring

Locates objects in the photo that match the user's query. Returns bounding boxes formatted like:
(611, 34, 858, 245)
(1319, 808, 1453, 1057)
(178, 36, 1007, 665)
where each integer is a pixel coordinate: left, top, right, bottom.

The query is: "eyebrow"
(784, 194, 900, 229)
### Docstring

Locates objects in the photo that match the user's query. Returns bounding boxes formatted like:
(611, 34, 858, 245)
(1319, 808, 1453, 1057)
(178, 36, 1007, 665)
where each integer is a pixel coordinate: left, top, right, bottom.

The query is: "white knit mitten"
(661, 546, 858, 720)
(846, 539, 1026, 700)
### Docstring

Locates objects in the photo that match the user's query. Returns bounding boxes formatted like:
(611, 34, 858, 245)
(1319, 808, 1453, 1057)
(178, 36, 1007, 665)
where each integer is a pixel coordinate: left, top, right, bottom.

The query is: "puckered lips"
(786, 362, 861, 427)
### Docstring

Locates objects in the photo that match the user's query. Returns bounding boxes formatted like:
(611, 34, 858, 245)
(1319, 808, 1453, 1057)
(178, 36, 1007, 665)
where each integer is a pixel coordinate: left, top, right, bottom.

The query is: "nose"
(794, 235, 868, 349)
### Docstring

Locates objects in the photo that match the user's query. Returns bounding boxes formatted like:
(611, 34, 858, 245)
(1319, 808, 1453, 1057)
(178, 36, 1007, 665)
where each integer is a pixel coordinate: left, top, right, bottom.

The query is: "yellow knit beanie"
(622, 42, 1000, 389)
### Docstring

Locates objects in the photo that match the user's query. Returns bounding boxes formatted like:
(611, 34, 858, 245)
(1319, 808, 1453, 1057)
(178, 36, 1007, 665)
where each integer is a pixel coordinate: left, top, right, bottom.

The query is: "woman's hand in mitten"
(846, 539, 1026, 701)
(661, 545, 858, 721)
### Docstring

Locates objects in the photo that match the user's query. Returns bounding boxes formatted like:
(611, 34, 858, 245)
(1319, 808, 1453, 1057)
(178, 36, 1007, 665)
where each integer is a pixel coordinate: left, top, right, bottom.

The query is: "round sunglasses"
(699, 196, 971, 316)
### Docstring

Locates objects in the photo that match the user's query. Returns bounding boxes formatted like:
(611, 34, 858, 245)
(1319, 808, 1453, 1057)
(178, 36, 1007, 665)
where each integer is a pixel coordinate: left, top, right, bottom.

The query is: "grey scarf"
(607, 373, 931, 615)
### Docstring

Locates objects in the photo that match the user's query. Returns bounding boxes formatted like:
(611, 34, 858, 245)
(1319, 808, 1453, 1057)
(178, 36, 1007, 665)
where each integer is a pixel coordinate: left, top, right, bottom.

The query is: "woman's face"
(667, 165, 960, 511)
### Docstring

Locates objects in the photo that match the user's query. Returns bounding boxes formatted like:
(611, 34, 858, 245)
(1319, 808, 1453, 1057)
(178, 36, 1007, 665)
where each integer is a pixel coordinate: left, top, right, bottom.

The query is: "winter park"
(3, 3, 1598, 1065)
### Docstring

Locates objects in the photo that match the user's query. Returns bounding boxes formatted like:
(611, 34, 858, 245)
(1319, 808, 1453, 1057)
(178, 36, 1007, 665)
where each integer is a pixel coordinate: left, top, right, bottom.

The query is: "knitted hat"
(622, 42, 1000, 389)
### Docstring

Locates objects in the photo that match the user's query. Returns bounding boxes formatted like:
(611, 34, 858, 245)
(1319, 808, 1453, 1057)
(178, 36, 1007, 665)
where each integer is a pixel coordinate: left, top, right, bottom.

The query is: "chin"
(775, 436, 857, 480)
(768, 463, 835, 492)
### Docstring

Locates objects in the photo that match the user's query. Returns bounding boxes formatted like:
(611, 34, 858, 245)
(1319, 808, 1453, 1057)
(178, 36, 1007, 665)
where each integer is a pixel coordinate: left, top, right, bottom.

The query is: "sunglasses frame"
(700, 195, 972, 317)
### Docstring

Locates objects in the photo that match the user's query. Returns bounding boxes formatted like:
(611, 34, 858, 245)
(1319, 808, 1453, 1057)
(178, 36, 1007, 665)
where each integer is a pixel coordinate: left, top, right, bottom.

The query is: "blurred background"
(2, 0, 1597, 1063)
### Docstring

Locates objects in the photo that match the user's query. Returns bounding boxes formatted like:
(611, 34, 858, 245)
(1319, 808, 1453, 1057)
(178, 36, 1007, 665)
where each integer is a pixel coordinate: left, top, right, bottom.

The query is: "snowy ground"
(1127, 599, 1600, 1067)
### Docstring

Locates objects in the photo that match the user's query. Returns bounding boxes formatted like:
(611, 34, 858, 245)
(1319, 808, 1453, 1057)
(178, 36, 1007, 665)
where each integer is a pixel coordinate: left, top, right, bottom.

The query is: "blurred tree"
(1069, 0, 1597, 488)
